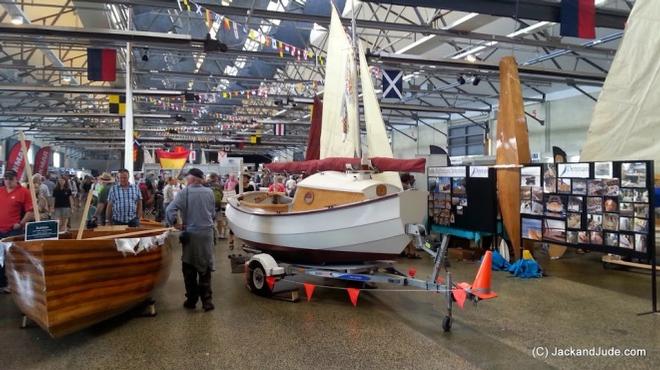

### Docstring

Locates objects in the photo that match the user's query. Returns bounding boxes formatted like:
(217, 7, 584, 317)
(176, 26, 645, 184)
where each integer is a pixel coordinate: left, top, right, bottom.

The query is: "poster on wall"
(520, 161, 654, 260)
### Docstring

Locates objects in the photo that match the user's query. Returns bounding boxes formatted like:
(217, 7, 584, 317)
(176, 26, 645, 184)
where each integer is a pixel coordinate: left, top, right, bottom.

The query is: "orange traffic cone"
(471, 250, 497, 299)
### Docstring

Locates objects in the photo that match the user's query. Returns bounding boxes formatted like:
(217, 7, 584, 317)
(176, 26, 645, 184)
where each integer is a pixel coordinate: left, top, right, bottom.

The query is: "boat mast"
(349, 0, 363, 159)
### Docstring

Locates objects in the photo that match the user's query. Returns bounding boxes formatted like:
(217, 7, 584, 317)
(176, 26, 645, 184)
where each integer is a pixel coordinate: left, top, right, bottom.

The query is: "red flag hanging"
(266, 276, 276, 291)
(34, 146, 51, 176)
(87, 48, 117, 81)
(346, 288, 360, 307)
(303, 283, 316, 302)
(452, 288, 467, 309)
(6, 140, 31, 180)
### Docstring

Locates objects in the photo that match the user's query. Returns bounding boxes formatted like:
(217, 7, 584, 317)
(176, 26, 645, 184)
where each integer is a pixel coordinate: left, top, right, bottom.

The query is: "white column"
(124, 7, 134, 182)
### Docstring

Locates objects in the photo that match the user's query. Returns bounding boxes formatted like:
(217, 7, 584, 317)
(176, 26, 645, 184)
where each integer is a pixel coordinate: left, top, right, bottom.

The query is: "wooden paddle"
(76, 189, 95, 240)
(83, 227, 173, 240)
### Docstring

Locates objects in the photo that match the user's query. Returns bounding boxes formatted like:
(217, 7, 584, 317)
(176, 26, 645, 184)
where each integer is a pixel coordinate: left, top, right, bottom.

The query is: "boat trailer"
(240, 225, 496, 332)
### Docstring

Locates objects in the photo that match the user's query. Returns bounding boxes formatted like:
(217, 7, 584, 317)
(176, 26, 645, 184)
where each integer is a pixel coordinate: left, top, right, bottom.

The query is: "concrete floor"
(1, 239, 658, 370)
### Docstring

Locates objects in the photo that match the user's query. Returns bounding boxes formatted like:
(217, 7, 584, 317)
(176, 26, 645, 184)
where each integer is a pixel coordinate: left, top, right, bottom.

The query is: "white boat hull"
(226, 190, 427, 264)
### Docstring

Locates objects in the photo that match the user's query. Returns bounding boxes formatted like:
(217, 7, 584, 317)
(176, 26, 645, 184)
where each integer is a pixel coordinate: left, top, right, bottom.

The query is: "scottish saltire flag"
(273, 123, 286, 136)
(382, 69, 403, 100)
(87, 48, 117, 81)
(560, 0, 596, 39)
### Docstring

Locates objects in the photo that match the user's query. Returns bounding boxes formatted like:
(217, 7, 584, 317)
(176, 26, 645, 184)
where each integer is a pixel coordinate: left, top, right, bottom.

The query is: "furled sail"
(319, 5, 360, 159)
(580, 0, 660, 173)
(358, 42, 402, 189)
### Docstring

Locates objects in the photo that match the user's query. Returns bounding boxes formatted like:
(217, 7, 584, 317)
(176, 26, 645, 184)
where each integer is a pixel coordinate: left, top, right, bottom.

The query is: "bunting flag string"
(190, 0, 326, 66)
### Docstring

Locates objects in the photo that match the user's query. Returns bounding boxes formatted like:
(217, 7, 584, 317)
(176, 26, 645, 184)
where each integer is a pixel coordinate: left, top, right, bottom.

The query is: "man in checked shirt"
(105, 169, 143, 227)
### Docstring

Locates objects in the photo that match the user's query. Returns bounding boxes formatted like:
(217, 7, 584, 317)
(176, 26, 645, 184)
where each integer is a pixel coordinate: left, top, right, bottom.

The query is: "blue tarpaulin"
(508, 258, 543, 278)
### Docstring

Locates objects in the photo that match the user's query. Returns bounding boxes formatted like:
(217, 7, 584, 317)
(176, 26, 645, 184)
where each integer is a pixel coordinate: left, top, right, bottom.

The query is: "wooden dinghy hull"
(3, 228, 173, 337)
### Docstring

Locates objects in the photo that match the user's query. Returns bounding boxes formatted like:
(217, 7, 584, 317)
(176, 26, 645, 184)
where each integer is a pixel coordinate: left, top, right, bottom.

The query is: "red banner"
(34, 146, 51, 176)
(7, 141, 31, 180)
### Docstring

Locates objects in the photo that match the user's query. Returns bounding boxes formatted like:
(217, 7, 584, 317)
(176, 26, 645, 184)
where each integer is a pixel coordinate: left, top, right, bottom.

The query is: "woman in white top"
(162, 177, 182, 218)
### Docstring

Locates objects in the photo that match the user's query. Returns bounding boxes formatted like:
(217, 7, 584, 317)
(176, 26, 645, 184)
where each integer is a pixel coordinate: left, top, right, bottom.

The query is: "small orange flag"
(303, 283, 316, 302)
(266, 276, 276, 291)
(346, 288, 360, 307)
(452, 288, 467, 309)
(408, 267, 417, 278)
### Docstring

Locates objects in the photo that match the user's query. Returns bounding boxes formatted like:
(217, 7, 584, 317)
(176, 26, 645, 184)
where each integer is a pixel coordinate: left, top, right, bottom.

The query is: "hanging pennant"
(303, 283, 316, 302)
(346, 288, 360, 307)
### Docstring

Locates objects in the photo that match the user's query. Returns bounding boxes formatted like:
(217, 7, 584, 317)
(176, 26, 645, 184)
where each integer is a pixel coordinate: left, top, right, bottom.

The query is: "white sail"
(319, 5, 360, 159)
(580, 0, 660, 173)
(358, 42, 403, 189)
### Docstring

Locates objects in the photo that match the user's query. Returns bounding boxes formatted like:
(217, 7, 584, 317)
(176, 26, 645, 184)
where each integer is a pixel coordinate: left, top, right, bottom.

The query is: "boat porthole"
(304, 191, 314, 204)
(376, 184, 387, 196)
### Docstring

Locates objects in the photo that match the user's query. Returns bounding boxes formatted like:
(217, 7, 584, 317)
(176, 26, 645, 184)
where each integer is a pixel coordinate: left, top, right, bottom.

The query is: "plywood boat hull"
(496, 57, 531, 260)
(3, 228, 172, 337)
(226, 189, 427, 264)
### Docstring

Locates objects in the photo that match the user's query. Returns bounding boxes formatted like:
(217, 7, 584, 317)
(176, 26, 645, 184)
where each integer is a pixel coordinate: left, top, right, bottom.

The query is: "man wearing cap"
(106, 169, 142, 227)
(92, 172, 114, 226)
(0, 170, 35, 293)
(166, 168, 217, 311)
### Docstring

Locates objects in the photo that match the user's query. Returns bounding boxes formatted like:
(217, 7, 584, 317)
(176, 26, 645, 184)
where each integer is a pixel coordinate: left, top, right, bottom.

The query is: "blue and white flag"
(382, 69, 403, 100)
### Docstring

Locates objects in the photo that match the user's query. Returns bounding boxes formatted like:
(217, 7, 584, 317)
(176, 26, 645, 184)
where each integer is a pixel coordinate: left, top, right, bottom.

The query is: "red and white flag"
(273, 123, 286, 136)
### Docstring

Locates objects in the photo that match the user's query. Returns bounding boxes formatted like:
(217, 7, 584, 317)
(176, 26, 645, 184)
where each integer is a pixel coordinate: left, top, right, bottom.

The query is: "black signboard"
(25, 220, 60, 241)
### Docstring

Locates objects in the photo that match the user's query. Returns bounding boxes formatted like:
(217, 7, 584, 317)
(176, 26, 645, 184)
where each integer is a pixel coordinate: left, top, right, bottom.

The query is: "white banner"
(429, 166, 466, 178)
(557, 163, 590, 178)
(469, 166, 489, 178)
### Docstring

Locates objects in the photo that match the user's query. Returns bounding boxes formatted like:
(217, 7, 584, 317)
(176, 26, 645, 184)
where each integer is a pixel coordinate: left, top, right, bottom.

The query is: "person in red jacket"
(268, 175, 286, 193)
(0, 170, 35, 293)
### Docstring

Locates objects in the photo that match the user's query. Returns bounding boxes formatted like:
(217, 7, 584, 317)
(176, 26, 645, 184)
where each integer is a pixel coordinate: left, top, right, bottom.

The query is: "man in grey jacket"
(166, 168, 217, 311)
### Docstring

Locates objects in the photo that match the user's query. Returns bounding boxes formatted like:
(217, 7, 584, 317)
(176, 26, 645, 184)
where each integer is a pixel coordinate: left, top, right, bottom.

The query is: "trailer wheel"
(248, 262, 272, 297)
(442, 316, 452, 332)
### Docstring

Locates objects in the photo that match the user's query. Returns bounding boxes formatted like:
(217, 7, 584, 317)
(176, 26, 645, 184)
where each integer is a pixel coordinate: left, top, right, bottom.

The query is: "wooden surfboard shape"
(496, 57, 531, 260)
(3, 227, 173, 338)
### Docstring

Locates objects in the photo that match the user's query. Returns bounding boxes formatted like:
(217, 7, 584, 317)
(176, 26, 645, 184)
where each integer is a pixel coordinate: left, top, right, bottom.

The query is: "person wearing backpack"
(207, 173, 224, 239)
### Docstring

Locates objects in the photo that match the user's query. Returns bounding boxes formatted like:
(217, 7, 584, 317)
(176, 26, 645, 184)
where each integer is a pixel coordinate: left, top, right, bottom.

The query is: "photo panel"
(633, 218, 648, 233)
(531, 201, 544, 215)
(567, 196, 583, 212)
(531, 186, 544, 202)
(621, 162, 647, 188)
(619, 188, 635, 203)
(572, 179, 587, 195)
(590, 231, 603, 245)
(586, 197, 602, 213)
(634, 203, 649, 218)
(452, 177, 466, 195)
(557, 178, 572, 194)
(603, 196, 618, 212)
(633, 189, 649, 203)
(587, 214, 602, 231)
(566, 231, 578, 244)
(619, 234, 634, 249)
(578, 231, 589, 244)
(522, 217, 543, 240)
(603, 213, 619, 231)
(567, 213, 582, 229)
(635, 234, 647, 254)
(543, 219, 566, 243)
(545, 194, 566, 217)
(604, 179, 620, 196)
(594, 161, 613, 179)
(587, 179, 607, 196)
(521, 166, 542, 187)
(521, 186, 532, 200)
(604, 232, 619, 247)
(619, 202, 634, 216)
(619, 216, 633, 232)
(437, 177, 451, 193)
(543, 164, 557, 193)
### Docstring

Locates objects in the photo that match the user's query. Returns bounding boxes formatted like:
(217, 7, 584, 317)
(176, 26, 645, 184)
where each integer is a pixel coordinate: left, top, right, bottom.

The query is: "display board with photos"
(520, 161, 655, 259)
(427, 165, 498, 234)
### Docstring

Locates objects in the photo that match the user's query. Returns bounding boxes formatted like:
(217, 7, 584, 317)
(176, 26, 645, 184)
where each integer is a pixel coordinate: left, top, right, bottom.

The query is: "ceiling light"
(465, 54, 477, 63)
(457, 75, 466, 85)
(472, 76, 481, 86)
(11, 16, 23, 25)
(142, 48, 149, 62)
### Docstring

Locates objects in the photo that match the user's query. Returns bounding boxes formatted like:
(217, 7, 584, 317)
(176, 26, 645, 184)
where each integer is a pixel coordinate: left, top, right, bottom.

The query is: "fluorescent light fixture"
(507, 21, 552, 38)
(465, 54, 477, 63)
(11, 16, 23, 25)
(442, 13, 479, 30)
